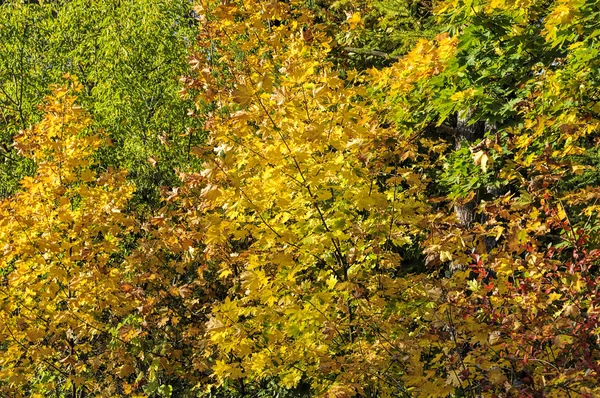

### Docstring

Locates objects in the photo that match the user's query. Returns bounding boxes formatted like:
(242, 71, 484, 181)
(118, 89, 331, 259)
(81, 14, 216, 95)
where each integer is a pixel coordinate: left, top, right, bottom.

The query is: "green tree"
(0, 0, 202, 205)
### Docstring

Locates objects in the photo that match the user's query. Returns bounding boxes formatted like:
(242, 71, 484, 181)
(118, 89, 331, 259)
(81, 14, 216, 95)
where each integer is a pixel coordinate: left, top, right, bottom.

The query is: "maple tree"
(2, 0, 600, 397)
(178, 0, 452, 396)
(0, 79, 142, 395)
(372, 0, 600, 395)
(179, 0, 600, 396)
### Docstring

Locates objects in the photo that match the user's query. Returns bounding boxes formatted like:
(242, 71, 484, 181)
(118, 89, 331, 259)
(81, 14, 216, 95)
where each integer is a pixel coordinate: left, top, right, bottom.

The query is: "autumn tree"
(3, 0, 600, 397)
(375, 0, 600, 395)
(173, 1, 454, 396)
(0, 80, 143, 396)
(178, 0, 600, 396)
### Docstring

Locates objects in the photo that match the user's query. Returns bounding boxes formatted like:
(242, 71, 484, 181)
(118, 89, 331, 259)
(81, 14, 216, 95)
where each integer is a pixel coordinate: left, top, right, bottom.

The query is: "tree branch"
(343, 47, 400, 60)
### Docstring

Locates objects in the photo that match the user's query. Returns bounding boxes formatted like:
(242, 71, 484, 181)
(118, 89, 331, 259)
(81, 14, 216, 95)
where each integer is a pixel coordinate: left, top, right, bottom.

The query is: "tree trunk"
(453, 109, 485, 226)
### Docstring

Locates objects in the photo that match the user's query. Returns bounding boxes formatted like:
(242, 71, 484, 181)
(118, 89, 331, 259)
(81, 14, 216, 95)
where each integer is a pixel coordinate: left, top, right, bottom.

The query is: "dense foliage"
(2, 0, 600, 397)
(0, 0, 201, 204)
